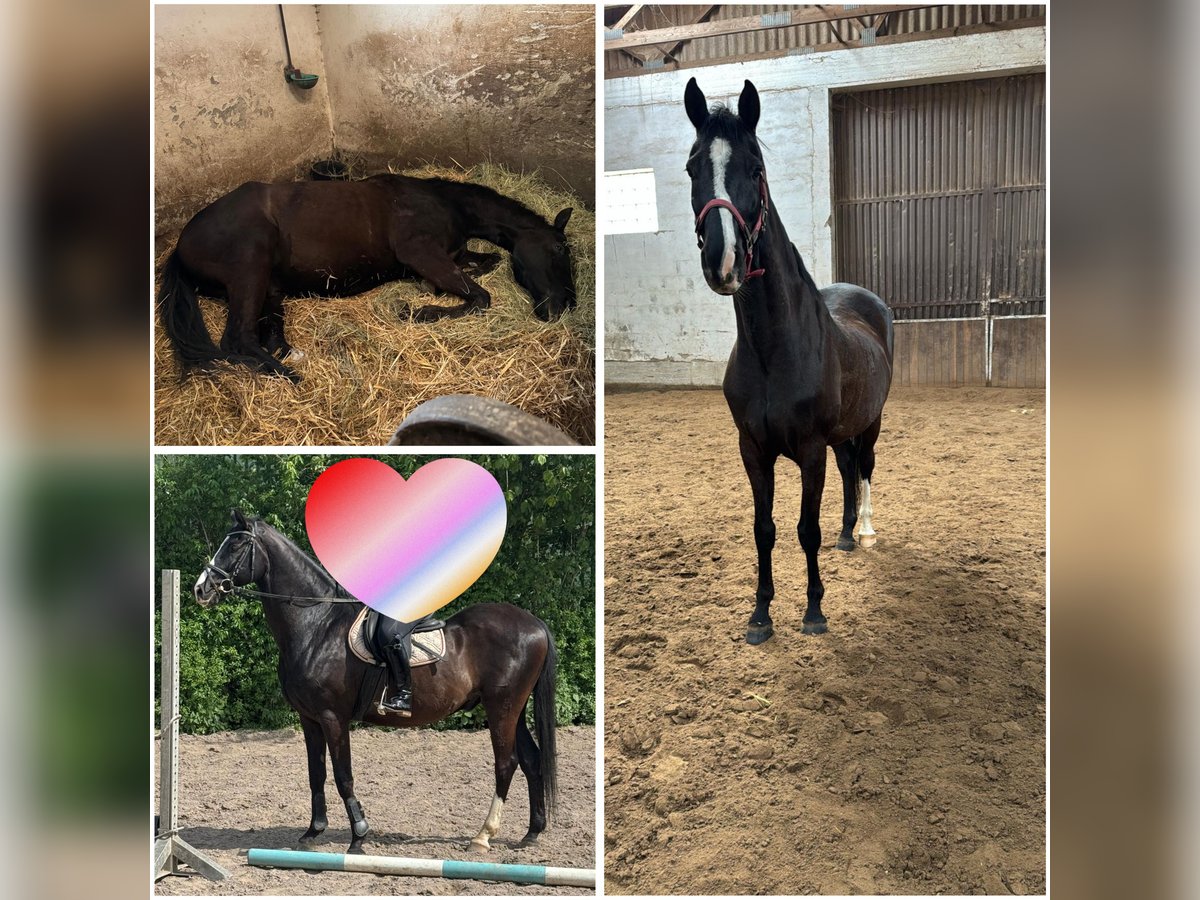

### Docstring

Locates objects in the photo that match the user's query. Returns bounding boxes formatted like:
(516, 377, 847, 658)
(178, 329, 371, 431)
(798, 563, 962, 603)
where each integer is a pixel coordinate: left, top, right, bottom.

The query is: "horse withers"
(193, 510, 558, 854)
(158, 175, 578, 381)
(684, 78, 894, 644)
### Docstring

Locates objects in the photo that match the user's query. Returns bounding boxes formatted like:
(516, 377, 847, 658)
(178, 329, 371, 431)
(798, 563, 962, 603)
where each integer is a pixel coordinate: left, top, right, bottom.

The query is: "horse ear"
(231, 508, 247, 528)
(685, 77, 709, 131)
(553, 207, 573, 232)
(738, 80, 760, 133)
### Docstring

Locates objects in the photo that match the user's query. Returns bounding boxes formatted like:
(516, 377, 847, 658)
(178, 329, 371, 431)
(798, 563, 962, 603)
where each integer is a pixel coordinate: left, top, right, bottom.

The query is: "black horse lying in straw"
(684, 78, 894, 644)
(159, 175, 577, 381)
(193, 510, 557, 853)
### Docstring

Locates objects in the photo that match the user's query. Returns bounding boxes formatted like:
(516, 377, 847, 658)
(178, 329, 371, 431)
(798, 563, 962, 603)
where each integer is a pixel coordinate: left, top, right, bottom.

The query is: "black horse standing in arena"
(158, 175, 577, 381)
(684, 78, 894, 644)
(193, 510, 557, 853)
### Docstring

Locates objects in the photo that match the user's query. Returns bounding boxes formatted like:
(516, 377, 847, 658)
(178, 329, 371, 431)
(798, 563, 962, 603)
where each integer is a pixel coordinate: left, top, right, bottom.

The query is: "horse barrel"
(389, 395, 577, 446)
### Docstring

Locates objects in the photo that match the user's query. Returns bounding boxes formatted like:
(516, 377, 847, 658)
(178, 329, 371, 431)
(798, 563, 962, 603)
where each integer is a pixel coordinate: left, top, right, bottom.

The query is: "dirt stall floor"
(603, 387, 1045, 895)
(155, 726, 595, 896)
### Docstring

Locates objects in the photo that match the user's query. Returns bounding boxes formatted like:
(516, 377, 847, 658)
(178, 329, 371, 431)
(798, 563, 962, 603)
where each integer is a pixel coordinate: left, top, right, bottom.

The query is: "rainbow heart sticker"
(305, 458, 507, 622)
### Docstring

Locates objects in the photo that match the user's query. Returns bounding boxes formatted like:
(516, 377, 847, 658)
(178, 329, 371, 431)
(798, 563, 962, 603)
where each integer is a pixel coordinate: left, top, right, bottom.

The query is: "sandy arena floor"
(156, 726, 595, 896)
(603, 386, 1045, 895)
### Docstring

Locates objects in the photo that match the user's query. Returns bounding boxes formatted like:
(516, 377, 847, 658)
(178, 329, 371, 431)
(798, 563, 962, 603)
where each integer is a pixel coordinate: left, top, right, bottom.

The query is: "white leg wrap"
(857, 479, 876, 547)
(469, 795, 504, 850)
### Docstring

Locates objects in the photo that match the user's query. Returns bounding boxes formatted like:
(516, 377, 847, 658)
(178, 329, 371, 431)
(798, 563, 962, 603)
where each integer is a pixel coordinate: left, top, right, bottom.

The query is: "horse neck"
(452, 183, 547, 250)
(732, 205, 831, 368)
(254, 527, 354, 655)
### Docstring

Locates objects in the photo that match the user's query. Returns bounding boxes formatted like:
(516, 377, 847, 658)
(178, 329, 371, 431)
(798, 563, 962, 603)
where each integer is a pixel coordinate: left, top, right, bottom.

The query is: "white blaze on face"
(194, 569, 210, 598)
(709, 137, 737, 281)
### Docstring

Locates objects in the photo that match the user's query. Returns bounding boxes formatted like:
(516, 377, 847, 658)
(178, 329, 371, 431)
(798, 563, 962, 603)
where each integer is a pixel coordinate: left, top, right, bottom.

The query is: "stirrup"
(379, 689, 412, 717)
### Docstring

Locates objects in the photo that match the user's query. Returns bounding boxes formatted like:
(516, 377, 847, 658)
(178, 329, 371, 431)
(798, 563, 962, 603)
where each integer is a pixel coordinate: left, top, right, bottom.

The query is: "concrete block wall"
(603, 27, 1046, 386)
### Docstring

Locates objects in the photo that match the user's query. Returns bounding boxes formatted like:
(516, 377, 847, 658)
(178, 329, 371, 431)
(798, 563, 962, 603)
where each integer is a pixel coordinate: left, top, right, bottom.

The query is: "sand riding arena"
(603, 386, 1045, 895)
(155, 726, 595, 896)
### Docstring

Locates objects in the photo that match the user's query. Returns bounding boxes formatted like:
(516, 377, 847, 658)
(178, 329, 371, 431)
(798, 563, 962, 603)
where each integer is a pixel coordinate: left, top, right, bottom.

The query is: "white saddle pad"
(348, 607, 446, 668)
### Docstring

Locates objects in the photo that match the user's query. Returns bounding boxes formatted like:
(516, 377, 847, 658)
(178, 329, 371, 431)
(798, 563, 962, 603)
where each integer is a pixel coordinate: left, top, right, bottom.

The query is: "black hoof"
(347, 843, 366, 855)
(801, 619, 828, 636)
(836, 535, 856, 552)
(297, 830, 325, 846)
(518, 830, 541, 847)
(746, 623, 774, 645)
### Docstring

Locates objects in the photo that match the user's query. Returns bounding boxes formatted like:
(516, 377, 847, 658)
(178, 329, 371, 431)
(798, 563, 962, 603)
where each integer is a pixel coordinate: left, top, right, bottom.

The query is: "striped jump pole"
(247, 848, 596, 888)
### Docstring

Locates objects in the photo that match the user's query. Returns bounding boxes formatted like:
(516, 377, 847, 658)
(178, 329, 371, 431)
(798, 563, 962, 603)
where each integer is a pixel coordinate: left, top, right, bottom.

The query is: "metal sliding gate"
(832, 73, 1046, 387)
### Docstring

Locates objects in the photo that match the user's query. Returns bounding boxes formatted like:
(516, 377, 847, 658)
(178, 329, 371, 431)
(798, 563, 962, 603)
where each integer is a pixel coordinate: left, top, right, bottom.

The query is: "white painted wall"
(604, 27, 1046, 386)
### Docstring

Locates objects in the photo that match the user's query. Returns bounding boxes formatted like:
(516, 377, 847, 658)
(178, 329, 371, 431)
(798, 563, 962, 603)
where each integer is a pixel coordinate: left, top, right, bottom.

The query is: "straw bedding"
(154, 163, 595, 446)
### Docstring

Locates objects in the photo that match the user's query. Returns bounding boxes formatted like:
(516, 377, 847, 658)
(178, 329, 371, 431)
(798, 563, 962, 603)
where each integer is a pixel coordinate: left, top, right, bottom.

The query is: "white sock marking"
(858, 479, 875, 539)
(709, 138, 737, 280)
(470, 795, 505, 848)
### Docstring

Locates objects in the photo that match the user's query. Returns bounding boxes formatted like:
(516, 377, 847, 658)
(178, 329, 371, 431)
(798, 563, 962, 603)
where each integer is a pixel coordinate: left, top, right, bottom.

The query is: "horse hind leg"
(855, 416, 882, 549)
(833, 440, 859, 552)
(514, 714, 547, 845)
(220, 266, 299, 381)
(469, 704, 519, 852)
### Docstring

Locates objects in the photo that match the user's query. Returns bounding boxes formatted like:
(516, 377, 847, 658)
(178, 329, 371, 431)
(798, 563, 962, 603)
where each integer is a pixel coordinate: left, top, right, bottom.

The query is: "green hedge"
(155, 454, 595, 733)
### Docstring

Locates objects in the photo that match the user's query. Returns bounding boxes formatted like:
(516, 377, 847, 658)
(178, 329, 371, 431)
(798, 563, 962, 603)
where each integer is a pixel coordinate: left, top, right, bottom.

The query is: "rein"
(203, 528, 360, 606)
(694, 171, 770, 280)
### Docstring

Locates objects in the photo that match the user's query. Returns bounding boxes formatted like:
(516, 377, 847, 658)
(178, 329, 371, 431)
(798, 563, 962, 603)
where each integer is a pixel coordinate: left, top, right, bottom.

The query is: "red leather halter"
(694, 171, 770, 280)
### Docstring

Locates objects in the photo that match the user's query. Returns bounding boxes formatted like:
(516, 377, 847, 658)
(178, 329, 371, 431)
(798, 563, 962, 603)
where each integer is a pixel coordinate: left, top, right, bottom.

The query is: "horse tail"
(533, 622, 558, 816)
(157, 250, 222, 370)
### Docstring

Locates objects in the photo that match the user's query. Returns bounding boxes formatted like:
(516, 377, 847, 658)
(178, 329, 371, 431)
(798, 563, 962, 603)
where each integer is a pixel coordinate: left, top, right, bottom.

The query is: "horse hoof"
(518, 831, 541, 846)
(468, 839, 490, 853)
(746, 623, 774, 645)
(347, 844, 366, 855)
(836, 535, 856, 552)
(297, 831, 324, 846)
(858, 533, 877, 549)
(802, 619, 828, 636)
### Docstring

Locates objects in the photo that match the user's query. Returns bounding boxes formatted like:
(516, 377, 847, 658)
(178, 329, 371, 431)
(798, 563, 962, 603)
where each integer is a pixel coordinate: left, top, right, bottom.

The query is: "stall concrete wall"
(319, 4, 595, 201)
(154, 4, 333, 236)
(604, 27, 1046, 387)
(155, 4, 595, 239)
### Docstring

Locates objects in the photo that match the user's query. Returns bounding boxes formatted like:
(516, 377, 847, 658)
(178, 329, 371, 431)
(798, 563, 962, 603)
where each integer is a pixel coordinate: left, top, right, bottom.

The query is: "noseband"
(694, 170, 770, 281)
(204, 529, 257, 594)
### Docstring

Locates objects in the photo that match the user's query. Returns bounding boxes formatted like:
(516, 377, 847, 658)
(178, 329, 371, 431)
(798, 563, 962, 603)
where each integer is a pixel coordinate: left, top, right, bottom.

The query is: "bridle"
(694, 168, 770, 281)
(203, 529, 257, 596)
(201, 524, 359, 605)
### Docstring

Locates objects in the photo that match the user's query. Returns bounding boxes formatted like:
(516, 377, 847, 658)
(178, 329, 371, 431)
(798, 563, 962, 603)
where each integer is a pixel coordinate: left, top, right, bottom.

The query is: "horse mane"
(251, 516, 354, 600)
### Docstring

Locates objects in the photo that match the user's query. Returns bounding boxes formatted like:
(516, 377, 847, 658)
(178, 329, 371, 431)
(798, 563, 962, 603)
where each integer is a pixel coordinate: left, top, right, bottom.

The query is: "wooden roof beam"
(604, 4, 927, 51)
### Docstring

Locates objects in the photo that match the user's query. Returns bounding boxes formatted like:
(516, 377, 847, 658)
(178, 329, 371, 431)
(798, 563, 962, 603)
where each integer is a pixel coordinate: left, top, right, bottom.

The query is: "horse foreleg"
(739, 434, 778, 645)
(454, 248, 502, 276)
(469, 709, 519, 852)
(397, 241, 492, 322)
(297, 715, 328, 845)
(798, 446, 828, 635)
(514, 715, 546, 845)
(833, 441, 859, 552)
(856, 415, 882, 549)
(321, 714, 369, 854)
